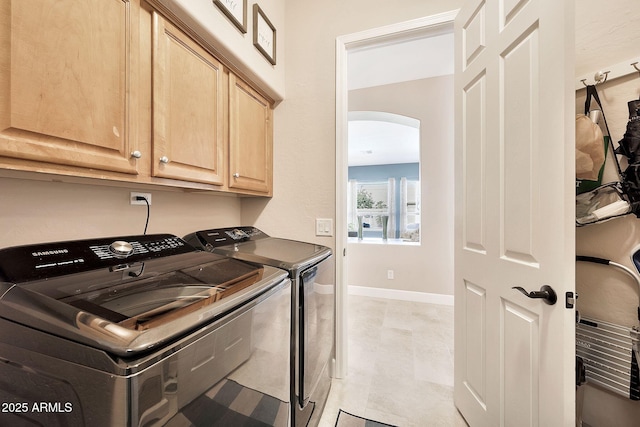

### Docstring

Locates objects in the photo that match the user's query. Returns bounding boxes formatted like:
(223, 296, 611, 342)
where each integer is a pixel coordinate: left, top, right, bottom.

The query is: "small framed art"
(213, 0, 247, 33)
(253, 4, 276, 65)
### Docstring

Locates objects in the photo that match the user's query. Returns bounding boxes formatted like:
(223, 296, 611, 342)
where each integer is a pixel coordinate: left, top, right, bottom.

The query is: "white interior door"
(453, 0, 575, 426)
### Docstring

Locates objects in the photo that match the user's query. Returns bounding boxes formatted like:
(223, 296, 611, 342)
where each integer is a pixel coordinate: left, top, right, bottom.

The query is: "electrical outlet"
(387, 270, 394, 280)
(130, 192, 152, 206)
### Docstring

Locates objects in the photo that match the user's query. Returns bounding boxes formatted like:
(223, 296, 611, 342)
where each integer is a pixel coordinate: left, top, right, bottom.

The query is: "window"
(348, 111, 420, 243)
(351, 180, 389, 238)
(400, 178, 420, 242)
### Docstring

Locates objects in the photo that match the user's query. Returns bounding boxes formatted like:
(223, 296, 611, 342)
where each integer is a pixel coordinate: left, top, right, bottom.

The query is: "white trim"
(335, 34, 349, 380)
(339, 11, 459, 51)
(348, 285, 454, 306)
(335, 9, 459, 380)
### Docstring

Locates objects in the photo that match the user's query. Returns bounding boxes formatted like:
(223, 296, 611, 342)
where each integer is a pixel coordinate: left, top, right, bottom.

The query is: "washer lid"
(0, 234, 288, 356)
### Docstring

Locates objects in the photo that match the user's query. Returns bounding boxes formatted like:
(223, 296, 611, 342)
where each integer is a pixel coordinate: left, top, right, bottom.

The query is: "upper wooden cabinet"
(229, 74, 273, 195)
(151, 13, 225, 186)
(0, 0, 274, 196)
(0, 0, 140, 175)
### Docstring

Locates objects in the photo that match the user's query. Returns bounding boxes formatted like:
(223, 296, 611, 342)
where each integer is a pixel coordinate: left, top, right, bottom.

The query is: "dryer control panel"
(185, 227, 268, 249)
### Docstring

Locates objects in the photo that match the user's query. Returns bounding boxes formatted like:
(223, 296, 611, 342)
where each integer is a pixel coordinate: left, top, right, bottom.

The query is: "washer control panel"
(0, 235, 192, 283)
(90, 236, 186, 260)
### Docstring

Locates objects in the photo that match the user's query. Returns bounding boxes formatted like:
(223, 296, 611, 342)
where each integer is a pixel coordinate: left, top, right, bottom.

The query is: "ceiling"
(347, 32, 453, 166)
(348, 112, 420, 167)
(348, 32, 454, 91)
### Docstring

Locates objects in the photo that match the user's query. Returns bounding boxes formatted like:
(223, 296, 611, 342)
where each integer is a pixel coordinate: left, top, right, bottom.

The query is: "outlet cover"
(130, 192, 152, 206)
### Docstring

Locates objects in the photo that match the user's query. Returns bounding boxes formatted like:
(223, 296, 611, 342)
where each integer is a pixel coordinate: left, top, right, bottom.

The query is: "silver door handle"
(512, 285, 557, 305)
(159, 156, 170, 164)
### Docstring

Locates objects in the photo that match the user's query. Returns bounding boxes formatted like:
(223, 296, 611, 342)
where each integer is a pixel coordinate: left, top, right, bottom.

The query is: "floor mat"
(165, 379, 289, 427)
(335, 409, 397, 427)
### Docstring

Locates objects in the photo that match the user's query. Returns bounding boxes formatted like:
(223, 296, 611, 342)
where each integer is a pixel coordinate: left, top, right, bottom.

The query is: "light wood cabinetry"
(229, 74, 273, 195)
(0, 0, 140, 175)
(0, 0, 274, 196)
(151, 13, 225, 186)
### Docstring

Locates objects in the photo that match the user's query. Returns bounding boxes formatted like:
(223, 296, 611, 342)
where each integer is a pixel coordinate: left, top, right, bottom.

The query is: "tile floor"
(318, 295, 468, 427)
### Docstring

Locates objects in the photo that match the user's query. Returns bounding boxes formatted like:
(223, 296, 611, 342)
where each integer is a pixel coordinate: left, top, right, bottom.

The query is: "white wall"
(575, 1, 640, 425)
(0, 177, 241, 247)
(241, 0, 461, 286)
(346, 76, 454, 296)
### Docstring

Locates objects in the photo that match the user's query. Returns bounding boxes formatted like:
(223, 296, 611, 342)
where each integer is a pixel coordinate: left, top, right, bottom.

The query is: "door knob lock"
(512, 285, 557, 305)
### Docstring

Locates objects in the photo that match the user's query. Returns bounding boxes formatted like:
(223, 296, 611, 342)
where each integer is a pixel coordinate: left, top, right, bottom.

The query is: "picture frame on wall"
(253, 4, 276, 65)
(213, 0, 247, 33)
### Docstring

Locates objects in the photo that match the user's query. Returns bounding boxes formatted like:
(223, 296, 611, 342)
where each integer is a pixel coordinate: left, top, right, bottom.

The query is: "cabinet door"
(229, 74, 273, 195)
(152, 13, 225, 186)
(0, 0, 139, 174)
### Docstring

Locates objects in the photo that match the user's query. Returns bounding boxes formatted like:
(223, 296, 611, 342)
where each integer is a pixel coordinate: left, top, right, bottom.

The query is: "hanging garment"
(615, 99, 640, 217)
(576, 85, 633, 226)
(576, 113, 605, 181)
(576, 85, 611, 194)
(616, 100, 640, 163)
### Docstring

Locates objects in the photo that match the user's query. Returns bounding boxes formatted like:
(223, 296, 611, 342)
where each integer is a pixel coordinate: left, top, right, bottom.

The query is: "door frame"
(334, 10, 459, 378)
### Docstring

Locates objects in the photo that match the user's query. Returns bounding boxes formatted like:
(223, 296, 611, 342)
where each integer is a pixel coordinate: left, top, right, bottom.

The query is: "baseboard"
(348, 285, 454, 306)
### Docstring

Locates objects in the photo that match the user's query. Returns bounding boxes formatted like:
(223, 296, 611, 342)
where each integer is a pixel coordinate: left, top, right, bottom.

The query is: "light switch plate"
(315, 218, 333, 236)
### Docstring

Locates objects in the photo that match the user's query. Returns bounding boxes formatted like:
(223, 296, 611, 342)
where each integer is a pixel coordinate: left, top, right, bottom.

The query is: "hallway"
(319, 295, 467, 426)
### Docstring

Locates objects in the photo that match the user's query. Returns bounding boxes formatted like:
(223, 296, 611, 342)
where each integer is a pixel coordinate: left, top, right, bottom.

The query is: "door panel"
(503, 302, 539, 426)
(463, 281, 487, 405)
(502, 25, 539, 265)
(228, 74, 273, 194)
(0, 0, 138, 175)
(463, 72, 487, 254)
(463, 3, 485, 68)
(152, 13, 225, 185)
(454, 0, 575, 425)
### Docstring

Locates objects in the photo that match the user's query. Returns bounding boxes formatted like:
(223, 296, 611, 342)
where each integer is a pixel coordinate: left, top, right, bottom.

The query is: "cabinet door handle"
(159, 156, 170, 164)
(130, 151, 142, 159)
(233, 173, 240, 178)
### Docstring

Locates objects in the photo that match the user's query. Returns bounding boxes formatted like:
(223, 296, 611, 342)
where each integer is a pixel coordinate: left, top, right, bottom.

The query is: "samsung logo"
(32, 249, 69, 257)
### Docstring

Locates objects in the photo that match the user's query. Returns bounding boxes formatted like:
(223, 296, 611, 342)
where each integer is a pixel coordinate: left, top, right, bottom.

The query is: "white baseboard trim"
(348, 285, 454, 306)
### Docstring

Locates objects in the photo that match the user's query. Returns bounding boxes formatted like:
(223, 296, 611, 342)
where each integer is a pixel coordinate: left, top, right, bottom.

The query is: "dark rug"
(335, 409, 398, 427)
(165, 379, 289, 427)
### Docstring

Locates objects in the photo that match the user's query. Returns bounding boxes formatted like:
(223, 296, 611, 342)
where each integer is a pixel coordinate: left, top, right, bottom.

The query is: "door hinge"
(565, 291, 577, 309)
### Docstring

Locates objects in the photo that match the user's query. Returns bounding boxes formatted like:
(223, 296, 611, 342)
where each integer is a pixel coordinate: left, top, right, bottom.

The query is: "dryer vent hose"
(576, 255, 640, 318)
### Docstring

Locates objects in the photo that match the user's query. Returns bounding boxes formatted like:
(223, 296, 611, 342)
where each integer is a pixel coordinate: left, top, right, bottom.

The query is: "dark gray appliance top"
(0, 234, 288, 357)
(184, 227, 332, 276)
